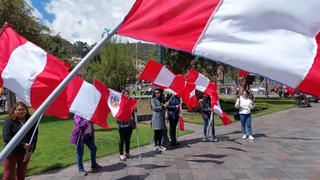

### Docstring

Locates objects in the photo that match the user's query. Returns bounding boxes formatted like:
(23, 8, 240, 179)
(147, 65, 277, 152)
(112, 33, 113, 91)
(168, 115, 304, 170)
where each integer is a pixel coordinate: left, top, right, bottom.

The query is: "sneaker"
(154, 146, 160, 152)
(78, 169, 88, 176)
(91, 163, 102, 169)
(242, 135, 247, 139)
(159, 146, 166, 151)
(125, 153, 132, 159)
(210, 137, 219, 142)
(248, 135, 255, 140)
(119, 155, 127, 161)
(202, 137, 207, 142)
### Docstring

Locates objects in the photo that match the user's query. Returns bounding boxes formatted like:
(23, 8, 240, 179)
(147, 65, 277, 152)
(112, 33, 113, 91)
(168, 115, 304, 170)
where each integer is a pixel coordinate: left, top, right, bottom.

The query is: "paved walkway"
(29, 104, 320, 180)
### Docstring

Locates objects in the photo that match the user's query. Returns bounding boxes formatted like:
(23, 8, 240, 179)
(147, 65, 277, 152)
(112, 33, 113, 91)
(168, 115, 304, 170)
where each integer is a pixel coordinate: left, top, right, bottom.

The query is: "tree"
(83, 40, 136, 90)
(0, 0, 49, 45)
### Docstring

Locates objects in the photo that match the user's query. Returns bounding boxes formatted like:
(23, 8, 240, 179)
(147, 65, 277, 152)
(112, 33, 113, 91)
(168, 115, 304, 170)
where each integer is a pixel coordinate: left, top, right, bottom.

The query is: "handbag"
(234, 97, 241, 121)
(234, 111, 240, 121)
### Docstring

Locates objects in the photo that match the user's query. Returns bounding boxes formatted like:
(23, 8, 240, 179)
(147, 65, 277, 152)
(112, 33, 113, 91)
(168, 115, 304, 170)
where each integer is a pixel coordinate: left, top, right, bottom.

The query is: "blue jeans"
(240, 114, 252, 135)
(76, 135, 97, 171)
(203, 118, 214, 137)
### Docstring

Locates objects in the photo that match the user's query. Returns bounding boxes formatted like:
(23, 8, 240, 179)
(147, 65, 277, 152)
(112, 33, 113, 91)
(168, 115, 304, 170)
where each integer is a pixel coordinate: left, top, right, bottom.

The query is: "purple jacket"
(70, 115, 95, 145)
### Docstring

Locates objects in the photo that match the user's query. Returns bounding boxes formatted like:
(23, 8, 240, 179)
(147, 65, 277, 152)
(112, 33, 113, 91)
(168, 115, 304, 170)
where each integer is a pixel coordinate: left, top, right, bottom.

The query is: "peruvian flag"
(178, 98, 184, 131)
(185, 68, 216, 96)
(0, 25, 69, 118)
(179, 82, 199, 110)
(140, 60, 185, 94)
(118, 0, 320, 98)
(284, 86, 295, 97)
(213, 101, 233, 126)
(211, 90, 232, 126)
(238, 69, 255, 77)
(93, 80, 137, 122)
(67, 76, 110, 128)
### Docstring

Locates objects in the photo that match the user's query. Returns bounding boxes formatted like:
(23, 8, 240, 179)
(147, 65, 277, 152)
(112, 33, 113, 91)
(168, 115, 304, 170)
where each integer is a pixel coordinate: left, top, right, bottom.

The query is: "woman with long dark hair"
(150, 88, 168, 152)
(2, 102, 38, 180)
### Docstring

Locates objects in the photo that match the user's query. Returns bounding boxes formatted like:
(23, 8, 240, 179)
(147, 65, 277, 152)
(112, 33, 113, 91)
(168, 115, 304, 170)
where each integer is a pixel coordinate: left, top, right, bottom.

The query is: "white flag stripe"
(195, 73, 209, 92)
(194, 0, 320, 88)
(213, 104, 223, 116)
(70, 81, 101, 120)
(107, 88, 122, 117)
(154, 66, 175, 87)
(2, 42, 47, 105)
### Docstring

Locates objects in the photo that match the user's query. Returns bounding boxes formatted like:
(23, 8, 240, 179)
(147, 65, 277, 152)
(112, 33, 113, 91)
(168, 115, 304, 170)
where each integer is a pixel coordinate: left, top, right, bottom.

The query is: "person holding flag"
(166, 94, 180, 147)
(200, 94, 218, 142)
(2, 102, 38, 180)
(151, 88, 168, 152)
(117, 89, 137, 161)
(70, 115, 102, 176)
(235, 90, 255, 140)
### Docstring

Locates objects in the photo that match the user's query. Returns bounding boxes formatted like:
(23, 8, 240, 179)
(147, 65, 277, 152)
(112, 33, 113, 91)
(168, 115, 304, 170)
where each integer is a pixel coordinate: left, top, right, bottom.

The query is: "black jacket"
(2, 118, 38, 156)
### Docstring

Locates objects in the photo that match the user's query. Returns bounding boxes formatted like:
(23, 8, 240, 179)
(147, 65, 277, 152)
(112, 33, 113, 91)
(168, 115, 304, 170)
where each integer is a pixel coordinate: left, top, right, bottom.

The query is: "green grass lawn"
(0, 114, 191, 176)
(183, 97, 297, 125)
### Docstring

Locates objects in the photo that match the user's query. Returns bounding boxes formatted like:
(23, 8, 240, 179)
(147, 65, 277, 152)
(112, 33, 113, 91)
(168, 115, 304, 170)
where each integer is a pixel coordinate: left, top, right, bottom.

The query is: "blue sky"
(30, 0, 54, 22)
(28, 0, 135, 44)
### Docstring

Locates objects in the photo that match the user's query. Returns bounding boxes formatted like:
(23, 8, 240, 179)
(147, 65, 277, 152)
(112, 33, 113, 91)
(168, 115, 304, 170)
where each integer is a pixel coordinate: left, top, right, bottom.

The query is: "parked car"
(250, 87, 266, 94)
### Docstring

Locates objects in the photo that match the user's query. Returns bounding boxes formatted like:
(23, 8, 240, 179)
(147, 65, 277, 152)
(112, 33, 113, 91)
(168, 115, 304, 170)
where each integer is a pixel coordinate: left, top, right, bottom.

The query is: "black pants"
(169, 117, 178, 145)
(119, 127, 133, 155)
(154, 129, 163, 146)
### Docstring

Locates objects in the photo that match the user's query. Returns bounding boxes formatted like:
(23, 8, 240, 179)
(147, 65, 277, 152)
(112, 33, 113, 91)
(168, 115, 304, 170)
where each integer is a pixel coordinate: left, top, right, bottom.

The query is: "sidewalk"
(29, 104, 320, 180)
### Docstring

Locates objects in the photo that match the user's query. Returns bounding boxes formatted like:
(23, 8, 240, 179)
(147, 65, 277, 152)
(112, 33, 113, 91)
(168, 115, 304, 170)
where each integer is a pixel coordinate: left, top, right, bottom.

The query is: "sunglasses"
(155, 92, 161, 94)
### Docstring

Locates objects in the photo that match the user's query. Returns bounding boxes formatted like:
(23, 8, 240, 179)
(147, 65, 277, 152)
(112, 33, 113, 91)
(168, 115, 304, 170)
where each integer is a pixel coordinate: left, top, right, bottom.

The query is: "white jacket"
(235, 96, 254, 114)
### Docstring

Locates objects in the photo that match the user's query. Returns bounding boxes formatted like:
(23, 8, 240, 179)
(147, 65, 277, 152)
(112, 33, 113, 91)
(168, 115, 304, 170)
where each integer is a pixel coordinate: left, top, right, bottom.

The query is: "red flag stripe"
(118, 0, 221, 52)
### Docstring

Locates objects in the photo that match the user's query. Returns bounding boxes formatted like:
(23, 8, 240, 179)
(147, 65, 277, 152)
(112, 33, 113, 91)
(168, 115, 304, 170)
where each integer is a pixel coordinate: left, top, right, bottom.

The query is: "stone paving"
(29, 104, 320, 180)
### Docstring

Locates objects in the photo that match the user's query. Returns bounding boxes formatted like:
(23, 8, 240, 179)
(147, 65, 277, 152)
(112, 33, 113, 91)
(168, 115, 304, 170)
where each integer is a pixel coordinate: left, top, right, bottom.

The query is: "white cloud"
(44, 0, 136, 44)
(26, 0, 44, 20)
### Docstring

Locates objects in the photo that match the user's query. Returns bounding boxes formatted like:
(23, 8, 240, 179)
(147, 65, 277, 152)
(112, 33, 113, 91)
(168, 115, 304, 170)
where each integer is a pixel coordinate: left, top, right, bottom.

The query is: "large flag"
(185, 68, 216, 97)
(93, 80, 137, 122)
(0, 25, 69, 118)
(67, 76, 110, 128)
(118, 0, 320, 97)
(140, 60, 185, 94)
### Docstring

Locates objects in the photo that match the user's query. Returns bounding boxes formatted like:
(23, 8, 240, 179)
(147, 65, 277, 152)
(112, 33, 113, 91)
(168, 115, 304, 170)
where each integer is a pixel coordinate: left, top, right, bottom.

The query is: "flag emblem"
(110, 96, 120, 108)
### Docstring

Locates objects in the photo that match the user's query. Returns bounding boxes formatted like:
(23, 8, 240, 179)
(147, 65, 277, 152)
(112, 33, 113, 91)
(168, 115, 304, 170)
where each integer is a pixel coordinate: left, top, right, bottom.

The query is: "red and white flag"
(118, 0, 320, 97)
(212, 101, 233, 126)
(140, 60, 185, 94)
(93, 80, 137, 122)
(0, 25, 69, 118)
(67, 76, 110, 128)
(211, 90, 232, 126)
(284, 86, 295, 97)
(178, 82, 199, 110)
(238, 69, 255, 77)
(185, 68, 216, 97)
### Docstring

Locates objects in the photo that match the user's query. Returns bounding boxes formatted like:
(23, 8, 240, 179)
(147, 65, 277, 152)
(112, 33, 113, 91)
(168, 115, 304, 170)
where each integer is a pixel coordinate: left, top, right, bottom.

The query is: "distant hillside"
(127, 43, 157, 61)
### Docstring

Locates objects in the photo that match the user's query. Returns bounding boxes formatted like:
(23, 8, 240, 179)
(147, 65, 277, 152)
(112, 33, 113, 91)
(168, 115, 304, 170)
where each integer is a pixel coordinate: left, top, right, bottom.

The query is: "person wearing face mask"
(2, 102, 38, 180)
(150, 88, 168, 152)
(235, 90, 255, 140)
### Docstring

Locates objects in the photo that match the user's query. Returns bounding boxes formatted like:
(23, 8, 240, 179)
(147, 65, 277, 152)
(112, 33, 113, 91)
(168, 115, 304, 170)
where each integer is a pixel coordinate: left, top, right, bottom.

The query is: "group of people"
(1, 89, 255, 178)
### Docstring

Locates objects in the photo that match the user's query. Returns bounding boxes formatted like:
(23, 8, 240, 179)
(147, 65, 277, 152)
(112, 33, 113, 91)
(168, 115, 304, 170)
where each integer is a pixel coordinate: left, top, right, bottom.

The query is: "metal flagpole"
(0, 21, 124, 163)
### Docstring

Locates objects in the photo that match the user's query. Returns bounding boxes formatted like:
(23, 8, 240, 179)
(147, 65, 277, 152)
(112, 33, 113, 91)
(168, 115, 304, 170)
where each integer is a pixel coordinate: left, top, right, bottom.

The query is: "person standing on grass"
(117, 89, 137, 161)
(235, 90, 255, 140)
(71, 115, 102, 176)
(2, 102, 38, 180)
(151, 88, 168, 152)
